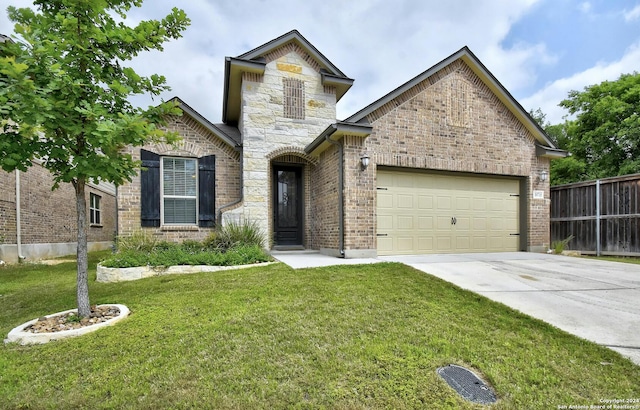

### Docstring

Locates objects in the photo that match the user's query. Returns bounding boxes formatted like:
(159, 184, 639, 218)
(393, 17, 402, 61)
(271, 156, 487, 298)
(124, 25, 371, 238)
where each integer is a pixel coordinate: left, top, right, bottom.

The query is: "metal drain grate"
(437, 364, 497, 404)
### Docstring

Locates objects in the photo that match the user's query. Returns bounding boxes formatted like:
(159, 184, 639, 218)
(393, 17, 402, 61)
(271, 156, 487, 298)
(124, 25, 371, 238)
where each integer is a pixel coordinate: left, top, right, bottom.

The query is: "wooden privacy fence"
(550, 173, 640, 256)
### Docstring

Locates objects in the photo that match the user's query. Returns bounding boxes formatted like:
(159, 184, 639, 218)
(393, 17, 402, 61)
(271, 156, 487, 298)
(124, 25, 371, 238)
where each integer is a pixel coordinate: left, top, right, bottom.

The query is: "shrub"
(100, 244, 271, 268)
(115, 230, 159, 252)
(204, 219, 264, 250)
(552, 235, 575, 254)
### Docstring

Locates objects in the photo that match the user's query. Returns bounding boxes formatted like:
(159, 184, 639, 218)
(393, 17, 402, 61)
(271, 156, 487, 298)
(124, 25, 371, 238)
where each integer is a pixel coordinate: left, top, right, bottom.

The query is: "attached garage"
(376, 169, 522, 255)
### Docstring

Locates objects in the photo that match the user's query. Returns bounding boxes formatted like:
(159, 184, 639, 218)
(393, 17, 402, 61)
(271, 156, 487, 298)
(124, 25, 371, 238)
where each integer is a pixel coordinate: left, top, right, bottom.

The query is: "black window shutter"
(140, 149, 161, 227)
(198, 154, 216, 227)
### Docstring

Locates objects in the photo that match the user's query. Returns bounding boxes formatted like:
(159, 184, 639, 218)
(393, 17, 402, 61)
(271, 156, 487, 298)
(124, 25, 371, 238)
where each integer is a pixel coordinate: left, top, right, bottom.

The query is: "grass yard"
(586, 255, 640, 265)
(1, 252, 638, 409)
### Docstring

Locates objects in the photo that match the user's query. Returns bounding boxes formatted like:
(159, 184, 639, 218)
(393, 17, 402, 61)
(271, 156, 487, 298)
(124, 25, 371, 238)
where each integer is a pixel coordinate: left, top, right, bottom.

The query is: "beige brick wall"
(0, 164, 116, 252)
(341, 59, 550, 251)
(117, 114, 241, 242)
(309, 144, 341, 251)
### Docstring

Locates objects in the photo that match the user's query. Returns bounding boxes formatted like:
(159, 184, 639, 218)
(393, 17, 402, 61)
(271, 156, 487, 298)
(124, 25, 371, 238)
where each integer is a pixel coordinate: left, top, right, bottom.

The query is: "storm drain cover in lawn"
(437, 364, 497, 404)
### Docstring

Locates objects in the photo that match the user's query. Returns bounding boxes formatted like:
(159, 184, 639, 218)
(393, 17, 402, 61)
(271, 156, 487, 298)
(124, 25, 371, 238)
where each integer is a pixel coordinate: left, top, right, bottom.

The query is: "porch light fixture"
(360, 154, 370, 170)
(539, 170, 548, 182)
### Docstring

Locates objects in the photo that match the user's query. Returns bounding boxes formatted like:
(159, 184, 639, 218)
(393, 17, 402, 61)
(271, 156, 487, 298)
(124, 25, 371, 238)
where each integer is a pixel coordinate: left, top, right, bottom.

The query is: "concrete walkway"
(273, 250, 640, 366)
(270, 250, 381, 269)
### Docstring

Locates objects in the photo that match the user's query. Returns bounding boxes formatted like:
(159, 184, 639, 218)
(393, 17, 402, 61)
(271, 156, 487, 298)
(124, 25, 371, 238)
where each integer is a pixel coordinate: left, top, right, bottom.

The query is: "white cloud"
(624, 4, 640, 22)
(520, 41, 640, 124)
(578, 2, 592, 14)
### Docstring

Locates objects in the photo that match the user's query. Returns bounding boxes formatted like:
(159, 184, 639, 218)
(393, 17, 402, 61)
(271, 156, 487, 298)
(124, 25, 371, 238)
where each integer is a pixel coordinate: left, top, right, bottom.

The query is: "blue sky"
(2, 0, 639, 125)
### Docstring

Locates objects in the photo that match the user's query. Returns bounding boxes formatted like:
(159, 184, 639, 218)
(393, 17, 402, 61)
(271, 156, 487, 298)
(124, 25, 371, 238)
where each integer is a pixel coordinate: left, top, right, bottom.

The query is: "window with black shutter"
(140, 149, 161, 227)
(198, 155, 216, 227)
(139, 150, 216, 228)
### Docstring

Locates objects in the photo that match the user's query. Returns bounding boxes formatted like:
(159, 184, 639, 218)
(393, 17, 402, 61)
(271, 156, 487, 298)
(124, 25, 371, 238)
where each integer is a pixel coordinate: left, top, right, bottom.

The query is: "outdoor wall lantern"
(539, 170, 548, 182)
(360, 154, 370, 170)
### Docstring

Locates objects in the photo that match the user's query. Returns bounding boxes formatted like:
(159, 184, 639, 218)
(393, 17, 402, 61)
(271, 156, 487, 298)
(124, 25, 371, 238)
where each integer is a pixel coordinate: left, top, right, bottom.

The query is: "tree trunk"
(74, 178, 91, 318)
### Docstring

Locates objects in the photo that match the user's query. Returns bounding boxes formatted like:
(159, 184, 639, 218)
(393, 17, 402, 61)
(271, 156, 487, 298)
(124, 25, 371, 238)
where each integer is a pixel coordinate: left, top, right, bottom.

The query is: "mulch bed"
(26, 305, 121, 333)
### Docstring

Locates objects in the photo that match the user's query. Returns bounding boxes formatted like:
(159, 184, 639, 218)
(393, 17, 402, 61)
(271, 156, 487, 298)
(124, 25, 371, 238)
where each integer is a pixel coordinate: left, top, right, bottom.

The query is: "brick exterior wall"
(342, 59, 551, 252)
(117, 114, 241, 242)
(0, 163, 116, 262)
(309, 144, 341, 252)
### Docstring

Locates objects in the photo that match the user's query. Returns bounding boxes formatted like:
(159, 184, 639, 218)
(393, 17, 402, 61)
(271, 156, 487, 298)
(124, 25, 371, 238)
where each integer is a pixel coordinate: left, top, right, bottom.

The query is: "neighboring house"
(0, 163, 116, 263)
(0, 34, 116, 263)
(117, 30, 566, 257)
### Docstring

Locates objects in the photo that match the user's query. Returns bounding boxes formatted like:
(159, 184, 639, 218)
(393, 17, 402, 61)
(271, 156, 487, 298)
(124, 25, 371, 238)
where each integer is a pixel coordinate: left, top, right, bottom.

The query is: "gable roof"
(170, 97, 241, 148)
(222, 30, 354, 125)
(344, 46, 561, 150)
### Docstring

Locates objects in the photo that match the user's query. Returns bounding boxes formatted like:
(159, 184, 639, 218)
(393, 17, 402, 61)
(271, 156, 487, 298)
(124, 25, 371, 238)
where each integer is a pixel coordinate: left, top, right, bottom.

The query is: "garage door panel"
(378, 215, 393, 230)
(377, 170, 520, 255)
(418, 216, 433, 229)
(397, 237, 414, 251)
(378, 193, 393, 209)
(437, 196, 451, 209)
(397, 194, 414, 209)
(418, 195, 433, 209)
(397, 215, 414, 230)
(437, 216, 453, 229)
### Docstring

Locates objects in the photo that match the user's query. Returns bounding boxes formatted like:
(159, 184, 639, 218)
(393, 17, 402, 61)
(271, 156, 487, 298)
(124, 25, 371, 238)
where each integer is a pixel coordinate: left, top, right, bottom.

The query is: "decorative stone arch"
(266, 146, 318, 166)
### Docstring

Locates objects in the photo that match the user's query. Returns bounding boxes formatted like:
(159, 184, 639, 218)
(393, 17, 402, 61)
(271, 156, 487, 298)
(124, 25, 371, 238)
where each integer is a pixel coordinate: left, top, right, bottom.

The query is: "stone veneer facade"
(234, 46, 338, 246)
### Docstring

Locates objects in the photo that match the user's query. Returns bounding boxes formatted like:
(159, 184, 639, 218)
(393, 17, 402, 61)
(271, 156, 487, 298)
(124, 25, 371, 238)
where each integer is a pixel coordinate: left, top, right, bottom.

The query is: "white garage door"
(377, 170, 520, 255)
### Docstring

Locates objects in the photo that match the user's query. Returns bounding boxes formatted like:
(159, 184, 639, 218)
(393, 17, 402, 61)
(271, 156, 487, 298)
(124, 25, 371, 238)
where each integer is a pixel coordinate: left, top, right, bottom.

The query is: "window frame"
(89, 192, 102, 226)
(283, 78, 305, 120)
(160, 156, 199, 226)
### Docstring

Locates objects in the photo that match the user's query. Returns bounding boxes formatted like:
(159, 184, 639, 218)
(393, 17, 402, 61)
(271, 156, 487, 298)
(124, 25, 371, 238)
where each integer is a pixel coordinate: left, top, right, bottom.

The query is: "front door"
(273, 166, 303, 246)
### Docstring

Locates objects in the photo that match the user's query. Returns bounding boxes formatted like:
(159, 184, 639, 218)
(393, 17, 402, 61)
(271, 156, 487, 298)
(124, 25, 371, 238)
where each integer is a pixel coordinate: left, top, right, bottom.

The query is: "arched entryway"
(267, 148, 317, 249)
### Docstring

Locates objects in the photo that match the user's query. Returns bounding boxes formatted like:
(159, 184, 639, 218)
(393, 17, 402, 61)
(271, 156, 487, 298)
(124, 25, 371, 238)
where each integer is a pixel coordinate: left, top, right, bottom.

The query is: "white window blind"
(162, 157, 197, 224)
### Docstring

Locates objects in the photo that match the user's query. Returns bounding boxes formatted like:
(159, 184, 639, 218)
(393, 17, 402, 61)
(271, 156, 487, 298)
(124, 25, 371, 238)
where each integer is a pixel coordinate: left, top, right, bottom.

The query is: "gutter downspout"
(216, 148, 244, 223)
(325, 135, 345, 257)
(16, 170, 25, 261)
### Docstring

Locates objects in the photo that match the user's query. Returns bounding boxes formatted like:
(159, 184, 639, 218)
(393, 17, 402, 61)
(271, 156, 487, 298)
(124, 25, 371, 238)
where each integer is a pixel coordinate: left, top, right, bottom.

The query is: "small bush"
(104, 221, 268, 268)
(100, 244, 271, 268)
(204, 219, 264, 250)
(552, 234, 575, 254)
(115, 230, 159, 252)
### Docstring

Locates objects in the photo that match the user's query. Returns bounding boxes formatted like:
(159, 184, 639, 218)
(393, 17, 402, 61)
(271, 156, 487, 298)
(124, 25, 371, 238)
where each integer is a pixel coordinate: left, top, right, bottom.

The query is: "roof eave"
(344, 47, 559, 148)
(536, 144, 569, 159)
(239, 30, 347, 77)
(170, 96, 241, 149)
(222, 57, 266, 125)
(321, 72, 354, 102)
(305, 122, 373, 156)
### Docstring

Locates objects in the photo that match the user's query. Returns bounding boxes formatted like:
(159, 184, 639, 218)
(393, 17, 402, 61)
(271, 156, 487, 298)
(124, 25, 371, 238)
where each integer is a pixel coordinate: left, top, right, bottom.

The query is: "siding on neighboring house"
(0, 162, 116, 263)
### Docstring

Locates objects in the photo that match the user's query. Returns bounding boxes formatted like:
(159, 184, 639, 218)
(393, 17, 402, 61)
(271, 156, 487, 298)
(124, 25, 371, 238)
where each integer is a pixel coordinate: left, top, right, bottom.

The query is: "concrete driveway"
(380, 252, 640, 366)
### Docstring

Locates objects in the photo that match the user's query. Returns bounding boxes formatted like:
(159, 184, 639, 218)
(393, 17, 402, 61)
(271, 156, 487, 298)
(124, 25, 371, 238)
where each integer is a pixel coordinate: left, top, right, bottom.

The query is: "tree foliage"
(532, 72, 640, 185)
(0, 0, 190, 316)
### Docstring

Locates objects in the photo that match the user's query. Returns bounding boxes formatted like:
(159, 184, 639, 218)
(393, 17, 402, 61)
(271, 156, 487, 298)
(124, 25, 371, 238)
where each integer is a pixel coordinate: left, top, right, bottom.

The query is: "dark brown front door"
(273, 166, 303, 246)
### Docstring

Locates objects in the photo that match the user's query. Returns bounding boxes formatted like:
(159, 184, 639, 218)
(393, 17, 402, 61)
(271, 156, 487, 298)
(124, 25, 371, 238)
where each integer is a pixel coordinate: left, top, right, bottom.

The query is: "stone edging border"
(96, 261, 276, 283)
(4, 304, 130, 345)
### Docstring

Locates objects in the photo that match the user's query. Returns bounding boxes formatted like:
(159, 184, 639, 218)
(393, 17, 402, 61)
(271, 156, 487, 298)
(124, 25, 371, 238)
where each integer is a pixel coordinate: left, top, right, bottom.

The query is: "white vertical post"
(596, 179, 601, 257)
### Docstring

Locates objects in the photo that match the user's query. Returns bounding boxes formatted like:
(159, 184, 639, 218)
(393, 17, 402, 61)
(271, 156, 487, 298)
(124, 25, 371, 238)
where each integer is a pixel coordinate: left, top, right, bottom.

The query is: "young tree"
(560, 72, 640, 179)
(0, 1, 190, 317)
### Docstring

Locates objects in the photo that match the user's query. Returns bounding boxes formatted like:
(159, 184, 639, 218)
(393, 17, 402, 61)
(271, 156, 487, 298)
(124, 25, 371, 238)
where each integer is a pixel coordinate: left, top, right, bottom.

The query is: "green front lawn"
(1, 253, 638, 409)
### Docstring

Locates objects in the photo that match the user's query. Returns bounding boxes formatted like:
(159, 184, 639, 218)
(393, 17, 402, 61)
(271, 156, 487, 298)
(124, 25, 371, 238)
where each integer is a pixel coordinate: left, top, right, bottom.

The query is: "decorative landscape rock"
(5, 304, 130, 345)
(96, 261, 274, 282)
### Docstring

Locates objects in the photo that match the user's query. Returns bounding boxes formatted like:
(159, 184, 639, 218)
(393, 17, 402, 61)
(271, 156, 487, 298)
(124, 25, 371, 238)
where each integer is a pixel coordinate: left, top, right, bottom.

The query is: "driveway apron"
(380, 253, 640, 366)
